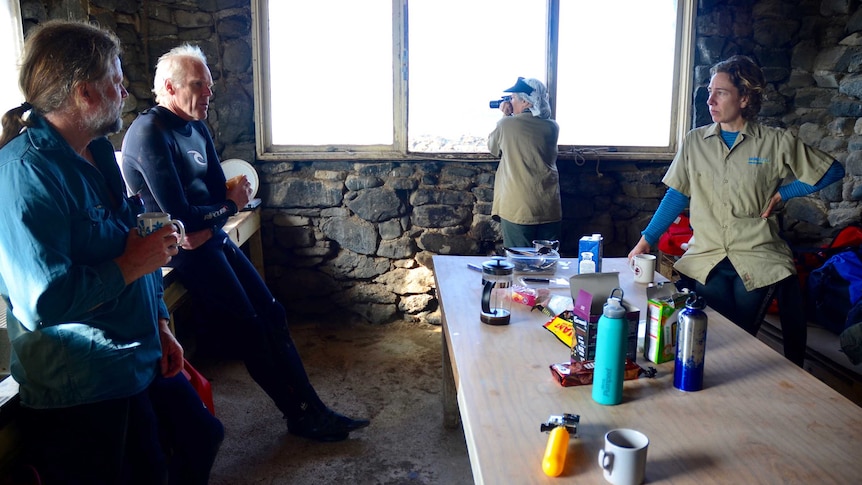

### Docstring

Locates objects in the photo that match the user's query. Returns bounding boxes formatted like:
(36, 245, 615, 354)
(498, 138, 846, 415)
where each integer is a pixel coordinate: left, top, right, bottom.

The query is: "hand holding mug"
(226, 174, 251, 209)
(225, 174, 245, 190)
(137, 212, 185, 247)
(115, 225, 181, 284)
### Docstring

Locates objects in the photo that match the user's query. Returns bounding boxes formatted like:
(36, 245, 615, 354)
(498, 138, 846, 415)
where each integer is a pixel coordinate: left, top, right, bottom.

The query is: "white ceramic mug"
(598, 428, 649, 485)
(137, 212, 185, 246)
(630, 254, 656, 284)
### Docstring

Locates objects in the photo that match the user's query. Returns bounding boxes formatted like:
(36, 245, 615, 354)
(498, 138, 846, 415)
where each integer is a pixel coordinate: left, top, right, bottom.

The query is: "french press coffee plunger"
(480, 257, 514, 325)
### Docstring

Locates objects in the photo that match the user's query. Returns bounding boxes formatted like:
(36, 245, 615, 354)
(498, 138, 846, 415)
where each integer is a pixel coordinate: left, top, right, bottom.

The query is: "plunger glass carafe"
(480, 257, 514, 325)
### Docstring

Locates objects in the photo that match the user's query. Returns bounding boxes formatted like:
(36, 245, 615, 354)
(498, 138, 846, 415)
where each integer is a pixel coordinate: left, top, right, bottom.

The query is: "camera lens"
(489, 95, 512, 109)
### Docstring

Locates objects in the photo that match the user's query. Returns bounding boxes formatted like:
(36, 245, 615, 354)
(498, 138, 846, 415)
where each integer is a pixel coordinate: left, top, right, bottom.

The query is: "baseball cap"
(503, 77, 534, 95)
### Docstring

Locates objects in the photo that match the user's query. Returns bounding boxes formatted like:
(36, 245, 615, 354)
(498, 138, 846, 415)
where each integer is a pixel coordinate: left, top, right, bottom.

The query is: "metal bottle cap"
(685, 293, 706, 310)
(482, 256, 514, 276)
(602, 287, 627, 318)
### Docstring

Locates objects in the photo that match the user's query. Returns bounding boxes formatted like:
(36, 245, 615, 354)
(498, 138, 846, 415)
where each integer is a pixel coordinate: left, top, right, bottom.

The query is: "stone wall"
(17, 0, 862, 324)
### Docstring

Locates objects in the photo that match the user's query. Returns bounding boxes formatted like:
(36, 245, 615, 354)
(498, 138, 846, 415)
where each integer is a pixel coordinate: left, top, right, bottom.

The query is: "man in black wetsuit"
(121, 44, 369, 442)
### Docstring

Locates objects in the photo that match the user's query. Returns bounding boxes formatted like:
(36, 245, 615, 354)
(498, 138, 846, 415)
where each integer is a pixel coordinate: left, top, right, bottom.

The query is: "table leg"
(442, 331, 460, 429)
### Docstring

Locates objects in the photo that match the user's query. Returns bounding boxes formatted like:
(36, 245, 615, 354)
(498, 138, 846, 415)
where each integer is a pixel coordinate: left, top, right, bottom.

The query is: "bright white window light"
(556, 0, 678, 147)
(268, 1, 393, 146)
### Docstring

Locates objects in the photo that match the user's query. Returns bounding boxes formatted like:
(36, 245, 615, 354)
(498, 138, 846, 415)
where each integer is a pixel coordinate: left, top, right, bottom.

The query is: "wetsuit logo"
(188, 150, 206, 166)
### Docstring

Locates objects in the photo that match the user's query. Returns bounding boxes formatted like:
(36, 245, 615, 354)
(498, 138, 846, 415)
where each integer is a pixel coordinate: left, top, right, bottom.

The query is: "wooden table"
(433, 255, 862, 484)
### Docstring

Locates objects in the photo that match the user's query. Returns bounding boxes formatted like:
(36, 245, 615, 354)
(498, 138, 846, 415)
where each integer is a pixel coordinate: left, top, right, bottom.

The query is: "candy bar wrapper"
(543, 314, 574, 348)
(549, 359, 651, 387)
(511, 286, 538, 307)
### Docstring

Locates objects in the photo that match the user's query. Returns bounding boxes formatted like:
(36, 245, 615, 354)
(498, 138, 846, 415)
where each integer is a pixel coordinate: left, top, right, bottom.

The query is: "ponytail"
(0, 102, 33, 149)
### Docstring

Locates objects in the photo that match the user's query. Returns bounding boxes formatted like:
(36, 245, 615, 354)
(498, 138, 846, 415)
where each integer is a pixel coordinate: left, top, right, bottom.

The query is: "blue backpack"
(806, 247, 862, 334)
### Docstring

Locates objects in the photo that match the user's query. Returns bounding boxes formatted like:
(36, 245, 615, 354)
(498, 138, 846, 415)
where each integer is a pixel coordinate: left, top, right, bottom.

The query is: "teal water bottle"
(592, 288, 627, 406)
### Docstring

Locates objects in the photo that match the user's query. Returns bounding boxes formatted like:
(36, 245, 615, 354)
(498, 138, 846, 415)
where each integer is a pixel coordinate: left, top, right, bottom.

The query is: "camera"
(489, 95, 512, 109)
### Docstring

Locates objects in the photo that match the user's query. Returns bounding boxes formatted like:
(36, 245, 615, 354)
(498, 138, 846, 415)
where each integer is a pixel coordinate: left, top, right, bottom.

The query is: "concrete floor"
(191, 318, 473, 485)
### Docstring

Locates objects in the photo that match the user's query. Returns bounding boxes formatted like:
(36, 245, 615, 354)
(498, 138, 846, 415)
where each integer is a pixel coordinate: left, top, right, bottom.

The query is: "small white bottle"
(579, 252, 596, 274)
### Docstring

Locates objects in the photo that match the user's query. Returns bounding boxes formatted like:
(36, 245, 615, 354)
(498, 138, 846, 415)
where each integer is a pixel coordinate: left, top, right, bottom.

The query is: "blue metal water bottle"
(592, 288, 627, 405)
(674, 293, 708, 392)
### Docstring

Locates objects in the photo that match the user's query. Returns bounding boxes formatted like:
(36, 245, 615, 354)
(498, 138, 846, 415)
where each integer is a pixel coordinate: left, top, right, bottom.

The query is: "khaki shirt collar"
(701, 121, 761, 142)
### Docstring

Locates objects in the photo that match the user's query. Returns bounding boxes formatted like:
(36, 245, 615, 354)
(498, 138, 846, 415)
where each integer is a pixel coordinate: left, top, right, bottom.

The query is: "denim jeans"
(685, 257, 806, 366)
(21, 373, 223, 485)
(172, 231, 322, 419)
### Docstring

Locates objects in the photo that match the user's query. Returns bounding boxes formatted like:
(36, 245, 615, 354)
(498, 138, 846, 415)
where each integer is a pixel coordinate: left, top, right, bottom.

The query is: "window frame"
(251, 0, 696, 162)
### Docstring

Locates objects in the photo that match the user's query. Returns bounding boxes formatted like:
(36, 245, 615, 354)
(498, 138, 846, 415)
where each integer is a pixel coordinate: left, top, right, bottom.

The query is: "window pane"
(556, 0, 678, 147)
(408, 0, 546, 153)
(1, 3, 23, 114)
(267, 2, 393, 145)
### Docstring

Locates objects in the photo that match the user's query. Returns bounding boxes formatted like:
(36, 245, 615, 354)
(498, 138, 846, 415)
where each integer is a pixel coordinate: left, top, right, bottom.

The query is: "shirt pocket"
(70, 205, 127, 265)
(734, 159, 780, 218)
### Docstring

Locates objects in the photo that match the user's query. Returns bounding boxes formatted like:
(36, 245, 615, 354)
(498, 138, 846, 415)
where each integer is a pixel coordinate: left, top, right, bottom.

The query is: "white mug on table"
(598, 428, 649, 485)
(137, 212, 185, 246)
(630, 254, 656, 284)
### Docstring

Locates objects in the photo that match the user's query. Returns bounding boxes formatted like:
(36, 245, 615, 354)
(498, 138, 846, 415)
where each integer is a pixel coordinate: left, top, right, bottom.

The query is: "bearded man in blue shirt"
(0, 20, 222, 485)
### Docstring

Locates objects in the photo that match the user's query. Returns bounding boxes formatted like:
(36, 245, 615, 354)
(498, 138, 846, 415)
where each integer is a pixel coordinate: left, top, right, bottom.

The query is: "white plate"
(220, 158, 259, 198)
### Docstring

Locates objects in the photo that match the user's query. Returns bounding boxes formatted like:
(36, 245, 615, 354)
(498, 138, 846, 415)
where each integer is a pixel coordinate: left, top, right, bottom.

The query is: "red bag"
(830, 224, 862, 249)
(182, 358, 215, 416)
(658, 213, 692, 257)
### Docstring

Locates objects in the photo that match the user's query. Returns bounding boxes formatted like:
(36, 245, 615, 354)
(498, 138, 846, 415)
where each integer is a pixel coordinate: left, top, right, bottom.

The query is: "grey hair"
(152, 44, 207, 104)
(513, 78, 551, 119)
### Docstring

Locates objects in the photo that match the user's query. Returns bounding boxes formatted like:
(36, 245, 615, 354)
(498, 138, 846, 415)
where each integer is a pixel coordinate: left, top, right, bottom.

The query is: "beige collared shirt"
(665, 121, 833, 290)
(488, 113, 561, 225)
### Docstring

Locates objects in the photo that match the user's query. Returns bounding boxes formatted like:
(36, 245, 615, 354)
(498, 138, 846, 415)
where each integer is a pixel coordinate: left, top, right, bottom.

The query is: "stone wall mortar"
(18, 0, 862, 324)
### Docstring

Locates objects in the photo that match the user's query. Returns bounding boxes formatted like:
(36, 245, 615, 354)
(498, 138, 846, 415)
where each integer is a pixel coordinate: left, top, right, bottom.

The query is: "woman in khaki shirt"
(629, 55, 845, 365)
(489, 77, 561, 248)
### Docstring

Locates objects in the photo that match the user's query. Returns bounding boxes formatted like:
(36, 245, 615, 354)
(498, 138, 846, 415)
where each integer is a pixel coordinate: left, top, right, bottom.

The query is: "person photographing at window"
(489, 77, 562, 248)
(121, 44, 369, 442)
(0, 21, 223, 484)
(628, 55, 845, 366)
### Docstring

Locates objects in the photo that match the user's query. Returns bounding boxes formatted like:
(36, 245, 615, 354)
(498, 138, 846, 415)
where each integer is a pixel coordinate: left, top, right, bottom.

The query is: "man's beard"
(82, 99, 123, 136)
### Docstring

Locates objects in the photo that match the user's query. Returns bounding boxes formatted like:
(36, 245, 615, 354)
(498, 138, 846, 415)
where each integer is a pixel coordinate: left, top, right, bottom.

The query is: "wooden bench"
(656, 251, 862, 406)
(759, 314, 862, 406)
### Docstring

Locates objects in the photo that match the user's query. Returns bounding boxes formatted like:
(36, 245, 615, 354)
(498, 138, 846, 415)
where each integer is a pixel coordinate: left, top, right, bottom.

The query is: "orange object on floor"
(182, 359, 215, 416)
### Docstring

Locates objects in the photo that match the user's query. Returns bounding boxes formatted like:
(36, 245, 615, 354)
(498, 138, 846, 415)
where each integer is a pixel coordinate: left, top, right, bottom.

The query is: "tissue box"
(644, 283, 689, 364)
(568, 273, 640, 363)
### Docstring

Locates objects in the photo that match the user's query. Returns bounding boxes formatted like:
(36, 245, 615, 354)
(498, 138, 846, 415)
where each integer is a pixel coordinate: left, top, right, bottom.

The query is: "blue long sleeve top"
(0, 113, 169, 409)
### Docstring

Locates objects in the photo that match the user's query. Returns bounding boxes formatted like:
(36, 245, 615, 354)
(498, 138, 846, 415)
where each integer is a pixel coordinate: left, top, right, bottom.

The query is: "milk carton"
(578, 234, 603, 273)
